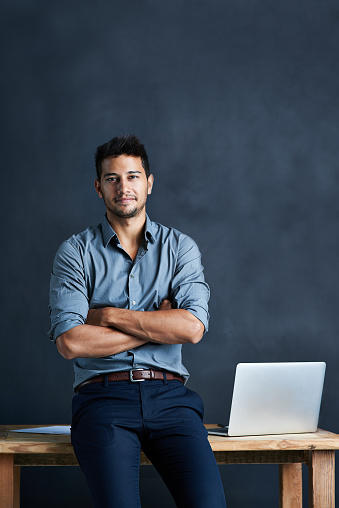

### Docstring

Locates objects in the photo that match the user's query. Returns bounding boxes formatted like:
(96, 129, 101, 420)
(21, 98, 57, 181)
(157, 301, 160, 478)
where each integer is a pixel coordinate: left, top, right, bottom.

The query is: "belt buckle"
(129, 368, 146, 382)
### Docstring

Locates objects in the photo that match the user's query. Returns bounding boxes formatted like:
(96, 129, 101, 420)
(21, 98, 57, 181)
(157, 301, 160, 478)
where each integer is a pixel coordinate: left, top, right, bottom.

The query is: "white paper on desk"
(11, 426, 71, 435)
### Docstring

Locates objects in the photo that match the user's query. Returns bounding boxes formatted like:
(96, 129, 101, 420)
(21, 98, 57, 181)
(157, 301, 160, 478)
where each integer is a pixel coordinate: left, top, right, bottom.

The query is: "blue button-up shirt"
(49, 215, 210, 390)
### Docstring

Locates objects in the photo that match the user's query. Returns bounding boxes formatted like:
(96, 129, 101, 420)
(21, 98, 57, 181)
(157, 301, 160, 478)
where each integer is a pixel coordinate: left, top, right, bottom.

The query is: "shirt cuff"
(184, 307, 209, 334)
(49, 320, 84, 344)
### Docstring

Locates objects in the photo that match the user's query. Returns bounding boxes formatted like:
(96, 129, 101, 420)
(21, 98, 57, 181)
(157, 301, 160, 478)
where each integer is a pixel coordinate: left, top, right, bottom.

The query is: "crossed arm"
(56, 299, 204, 360)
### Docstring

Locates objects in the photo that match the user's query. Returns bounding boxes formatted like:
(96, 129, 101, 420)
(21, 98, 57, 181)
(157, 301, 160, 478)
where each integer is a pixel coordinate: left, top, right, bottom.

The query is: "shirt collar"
(101, 216, 119, 247)
(145, 214, 157, 244)
(101, 214, 157, 248)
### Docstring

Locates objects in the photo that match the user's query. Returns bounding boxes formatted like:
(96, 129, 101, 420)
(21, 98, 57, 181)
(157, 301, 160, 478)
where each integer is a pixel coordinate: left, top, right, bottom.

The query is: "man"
(49, 134, 226, 507)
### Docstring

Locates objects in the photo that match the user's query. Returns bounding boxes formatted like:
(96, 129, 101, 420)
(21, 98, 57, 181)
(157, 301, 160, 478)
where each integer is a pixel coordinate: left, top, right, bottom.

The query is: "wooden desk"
(1, 425, 339, 508)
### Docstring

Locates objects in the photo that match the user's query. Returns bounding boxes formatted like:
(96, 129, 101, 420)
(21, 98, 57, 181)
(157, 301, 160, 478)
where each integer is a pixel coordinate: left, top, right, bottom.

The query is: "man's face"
(95, 155, 153, 220)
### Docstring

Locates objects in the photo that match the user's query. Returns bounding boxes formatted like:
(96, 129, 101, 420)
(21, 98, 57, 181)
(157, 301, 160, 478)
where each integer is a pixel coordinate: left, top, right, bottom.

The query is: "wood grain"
(308, 450, 335, 508)
(0, 454, 14, 508)
(279, 463, 302, 508)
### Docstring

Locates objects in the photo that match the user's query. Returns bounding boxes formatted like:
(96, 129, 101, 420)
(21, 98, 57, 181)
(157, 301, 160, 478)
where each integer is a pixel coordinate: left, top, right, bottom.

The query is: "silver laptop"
(209, 362, 326, 437)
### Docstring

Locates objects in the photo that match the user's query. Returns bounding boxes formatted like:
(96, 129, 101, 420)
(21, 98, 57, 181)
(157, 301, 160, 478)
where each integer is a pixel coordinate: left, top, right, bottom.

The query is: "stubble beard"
(111, 205, 139, 219)
(104, 196, 147, 219)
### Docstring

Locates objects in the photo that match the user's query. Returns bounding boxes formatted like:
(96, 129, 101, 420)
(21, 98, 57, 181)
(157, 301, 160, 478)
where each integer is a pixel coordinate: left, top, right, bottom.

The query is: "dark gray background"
(1, 0, 339, 506)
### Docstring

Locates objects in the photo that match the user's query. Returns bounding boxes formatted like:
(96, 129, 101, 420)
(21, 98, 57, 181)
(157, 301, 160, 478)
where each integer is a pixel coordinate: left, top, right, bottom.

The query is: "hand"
(158, 299, 173, 311)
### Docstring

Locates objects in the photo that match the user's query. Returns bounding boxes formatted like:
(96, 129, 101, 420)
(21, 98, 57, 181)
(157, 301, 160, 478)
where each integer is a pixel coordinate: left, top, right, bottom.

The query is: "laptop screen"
(227, 362, 326, 437)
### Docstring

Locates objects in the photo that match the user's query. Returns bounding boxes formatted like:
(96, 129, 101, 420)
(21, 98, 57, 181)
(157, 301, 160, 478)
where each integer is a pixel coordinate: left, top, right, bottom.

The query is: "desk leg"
(0, 454, 19, 508)
(308, 450, 335, 508)
(279, 463, 302, 508)
(14, 466, 20, 508)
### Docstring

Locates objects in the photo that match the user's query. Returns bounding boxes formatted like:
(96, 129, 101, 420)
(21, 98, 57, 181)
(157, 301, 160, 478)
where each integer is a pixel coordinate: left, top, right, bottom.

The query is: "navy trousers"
(71, 377, 226, 508)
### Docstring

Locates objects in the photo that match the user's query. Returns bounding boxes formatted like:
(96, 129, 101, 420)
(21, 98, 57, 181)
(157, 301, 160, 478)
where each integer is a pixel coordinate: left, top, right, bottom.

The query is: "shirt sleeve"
(170, 234, 210, 333)
(48, 239, 89, 343)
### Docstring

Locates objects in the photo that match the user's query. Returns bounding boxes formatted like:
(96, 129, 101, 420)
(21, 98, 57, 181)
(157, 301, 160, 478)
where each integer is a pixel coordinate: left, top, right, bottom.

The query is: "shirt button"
(132, 300, 136, 306)
(130, 274, 134, 278)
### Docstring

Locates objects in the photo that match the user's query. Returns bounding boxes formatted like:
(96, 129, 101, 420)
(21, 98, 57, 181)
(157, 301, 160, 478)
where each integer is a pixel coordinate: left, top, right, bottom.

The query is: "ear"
(147, 174, 154, 195)
(94, 178, 102, 198)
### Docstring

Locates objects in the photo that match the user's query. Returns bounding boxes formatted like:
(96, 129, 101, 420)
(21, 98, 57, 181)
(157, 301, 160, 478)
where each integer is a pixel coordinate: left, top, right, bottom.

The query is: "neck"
(106, 210, 147, 247)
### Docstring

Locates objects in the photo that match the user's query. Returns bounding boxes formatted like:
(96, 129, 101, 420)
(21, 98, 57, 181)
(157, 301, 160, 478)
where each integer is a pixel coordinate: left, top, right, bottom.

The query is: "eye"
(128, 175, 139, 179)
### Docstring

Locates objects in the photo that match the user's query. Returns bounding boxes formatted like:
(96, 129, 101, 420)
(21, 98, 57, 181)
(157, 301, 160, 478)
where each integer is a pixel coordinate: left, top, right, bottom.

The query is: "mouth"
(115, 197, 136, 204)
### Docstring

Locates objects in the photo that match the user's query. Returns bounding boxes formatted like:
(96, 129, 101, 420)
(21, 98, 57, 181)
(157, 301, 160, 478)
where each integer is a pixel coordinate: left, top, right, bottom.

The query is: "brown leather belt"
(76, 369, 184, 392)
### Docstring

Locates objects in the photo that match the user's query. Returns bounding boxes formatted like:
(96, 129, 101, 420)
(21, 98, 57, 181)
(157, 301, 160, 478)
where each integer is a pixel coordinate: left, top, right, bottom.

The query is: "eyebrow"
(103, 171, 142, 178)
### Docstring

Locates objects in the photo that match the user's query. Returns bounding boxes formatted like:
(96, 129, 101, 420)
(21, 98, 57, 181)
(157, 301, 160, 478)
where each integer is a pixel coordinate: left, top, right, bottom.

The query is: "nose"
(117, 177, 130, 195)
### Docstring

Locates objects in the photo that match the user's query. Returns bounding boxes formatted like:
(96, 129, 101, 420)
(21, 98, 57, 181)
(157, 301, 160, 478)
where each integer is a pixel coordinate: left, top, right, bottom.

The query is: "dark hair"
(95, 134, 150, 180)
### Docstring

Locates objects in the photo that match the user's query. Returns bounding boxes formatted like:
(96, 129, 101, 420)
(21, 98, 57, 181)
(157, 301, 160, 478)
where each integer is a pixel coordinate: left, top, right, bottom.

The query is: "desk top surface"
(1, 425, 339, 454)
